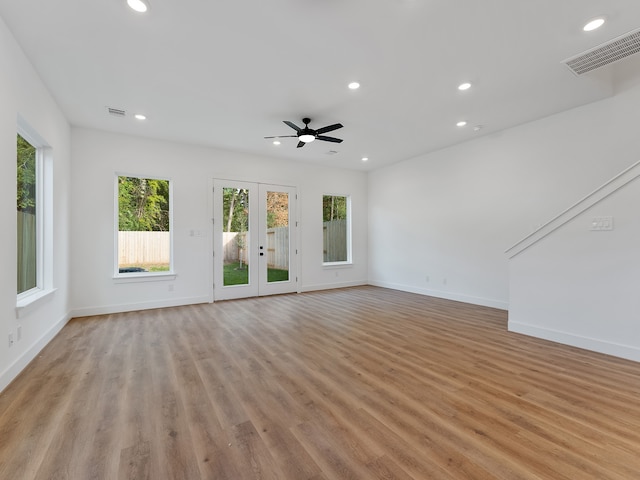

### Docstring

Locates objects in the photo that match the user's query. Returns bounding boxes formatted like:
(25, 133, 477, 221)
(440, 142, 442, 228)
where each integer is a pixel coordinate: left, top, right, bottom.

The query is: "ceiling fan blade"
(316, 135, 343, 143)
(284, 120, 302, 132)
(315, 123, 343, 135)
(296, 141, 306, 148)
(264, 135, 297, 139)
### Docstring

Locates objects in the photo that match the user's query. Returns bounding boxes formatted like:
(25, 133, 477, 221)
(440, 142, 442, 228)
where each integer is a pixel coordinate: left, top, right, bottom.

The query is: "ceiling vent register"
(107, 107, 126, 117)
(563, 27, 640, 75)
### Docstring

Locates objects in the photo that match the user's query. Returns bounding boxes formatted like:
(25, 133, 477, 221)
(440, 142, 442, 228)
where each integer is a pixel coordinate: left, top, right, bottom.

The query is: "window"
(17, 133, 38, 294)
(116, 175, 172, 275)
(322, 194, 351, 264)
(16, 117, 53, 310)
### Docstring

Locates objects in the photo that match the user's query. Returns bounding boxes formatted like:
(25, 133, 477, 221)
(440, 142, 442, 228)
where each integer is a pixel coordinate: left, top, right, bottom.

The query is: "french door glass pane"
(266, 191, 289, 283)
(223, 187, 250, 286)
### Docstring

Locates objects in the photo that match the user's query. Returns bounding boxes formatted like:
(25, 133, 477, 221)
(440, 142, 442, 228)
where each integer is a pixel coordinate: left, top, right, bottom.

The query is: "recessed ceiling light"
(127, 0, 149, 13)
(362, 157, 369, 162)
(134, 114, 146, 120)
(348, 82, 360, 90)
(458, 82, 472, 91)
(583, 17, 605, 32)
(273, 140, 281, 145)
(456, 121, 467, 127)
(473, 125, 484, 131)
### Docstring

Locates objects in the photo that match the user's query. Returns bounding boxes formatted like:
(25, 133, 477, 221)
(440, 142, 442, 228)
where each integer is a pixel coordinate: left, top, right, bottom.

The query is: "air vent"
(107, 107, 126, 117)
(563, 28, 640, 76)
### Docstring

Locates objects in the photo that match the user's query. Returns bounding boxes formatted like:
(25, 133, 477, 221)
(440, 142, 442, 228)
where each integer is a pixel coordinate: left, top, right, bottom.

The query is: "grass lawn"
(147, 264, 170, 272)
(119, 263, 170, 272)
(223, 262, 289, 286)
(268, 267, 289, 283)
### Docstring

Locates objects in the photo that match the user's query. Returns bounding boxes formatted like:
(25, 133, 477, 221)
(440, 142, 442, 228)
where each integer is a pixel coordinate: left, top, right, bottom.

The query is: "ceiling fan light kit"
(265, 117, 344, 148)
(299, 134, 315, 143)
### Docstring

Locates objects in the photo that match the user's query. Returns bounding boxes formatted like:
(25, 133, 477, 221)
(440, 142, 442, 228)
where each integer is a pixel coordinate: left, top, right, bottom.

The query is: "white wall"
(70, 128, 368, 316)
(3, 6, 639, 394)
(0, 16, 72, 391)
(368, 77, 640, 310)
(508, 167, 640, 361)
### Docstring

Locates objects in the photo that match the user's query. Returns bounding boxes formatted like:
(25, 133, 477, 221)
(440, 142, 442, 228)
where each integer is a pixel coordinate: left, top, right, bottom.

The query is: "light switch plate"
(590, 216, 614, 231)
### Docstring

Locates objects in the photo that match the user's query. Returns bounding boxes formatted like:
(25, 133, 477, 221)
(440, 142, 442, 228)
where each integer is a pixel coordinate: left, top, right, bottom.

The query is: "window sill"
(16, 288, 57, 318)
(113, 273, 177, 284)
(323, 262, 353, 268)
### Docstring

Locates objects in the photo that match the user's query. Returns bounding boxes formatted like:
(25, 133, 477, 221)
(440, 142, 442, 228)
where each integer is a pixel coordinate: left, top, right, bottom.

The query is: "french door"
(213, 180, 297, 300)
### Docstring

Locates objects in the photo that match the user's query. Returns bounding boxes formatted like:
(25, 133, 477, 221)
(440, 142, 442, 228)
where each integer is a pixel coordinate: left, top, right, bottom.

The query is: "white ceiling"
(2, 0, 640, 171)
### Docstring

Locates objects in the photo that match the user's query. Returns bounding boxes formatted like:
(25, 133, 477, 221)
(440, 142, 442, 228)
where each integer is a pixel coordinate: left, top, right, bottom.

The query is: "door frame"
(212, 178, 299, 301)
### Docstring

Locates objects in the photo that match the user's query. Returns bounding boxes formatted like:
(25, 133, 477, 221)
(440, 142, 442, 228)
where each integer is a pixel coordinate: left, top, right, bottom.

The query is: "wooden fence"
(323, 219, 347, 262)
(223, 232, 248, 265)
(266, 227, 289, 270)
(17, 211, 37, 293)
(118, 231, 170, 265)
(118, 222, 335, 267)
(223, 227, 289, 270)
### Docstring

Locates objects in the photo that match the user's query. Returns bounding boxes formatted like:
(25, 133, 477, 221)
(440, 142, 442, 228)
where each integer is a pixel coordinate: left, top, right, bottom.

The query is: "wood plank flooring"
(1, 286, 639, 479)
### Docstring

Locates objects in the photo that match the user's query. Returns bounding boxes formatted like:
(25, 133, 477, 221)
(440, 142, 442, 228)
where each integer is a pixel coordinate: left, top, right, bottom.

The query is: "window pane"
(322, 195, 348, 263)
(17, 134, 37, 293)
(118, 176, 170, 273)
(266, 191, 289, 283)
(222, 187, 250, 286)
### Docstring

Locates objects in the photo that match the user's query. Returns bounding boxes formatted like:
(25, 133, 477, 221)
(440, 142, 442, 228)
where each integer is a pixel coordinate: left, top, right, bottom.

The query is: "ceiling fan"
(265, 118, 343, 148)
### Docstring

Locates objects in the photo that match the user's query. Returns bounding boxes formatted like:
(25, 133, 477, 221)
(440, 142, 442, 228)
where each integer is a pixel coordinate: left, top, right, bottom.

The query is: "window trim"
(113, 173, 175, 280)
(16, 116, 54, 308)
(322, 193, 352, 266)
(16, 288, 57, 318)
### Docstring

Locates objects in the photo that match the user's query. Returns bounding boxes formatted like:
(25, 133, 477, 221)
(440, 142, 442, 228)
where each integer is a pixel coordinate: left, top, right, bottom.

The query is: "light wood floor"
(1, 286, 639, 479)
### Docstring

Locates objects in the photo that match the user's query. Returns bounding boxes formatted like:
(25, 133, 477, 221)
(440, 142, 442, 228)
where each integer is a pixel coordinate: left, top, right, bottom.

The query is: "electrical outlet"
(17, 325, 22, 342)
(425, 275, 430, 282)
(8, 333, 14, 348)
(168, 284, 174, 292)
(443, 277, 447, 285)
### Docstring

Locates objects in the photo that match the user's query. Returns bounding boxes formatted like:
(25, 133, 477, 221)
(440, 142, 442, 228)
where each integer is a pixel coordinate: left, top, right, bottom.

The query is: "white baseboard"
(300, 280, 367, 293)
(509, 321, 640, 362)
(71, 295, 212, 318)
(0, 312, 72, 393)
(368, 280, 508, 310)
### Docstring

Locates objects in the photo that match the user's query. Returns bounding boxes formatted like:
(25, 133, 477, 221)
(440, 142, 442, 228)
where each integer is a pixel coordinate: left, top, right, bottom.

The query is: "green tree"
(223, 188, 249, 232)
(323, 195, 347, 221)
(118, 176, 169, 231)
(17, 134, 36, 214)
